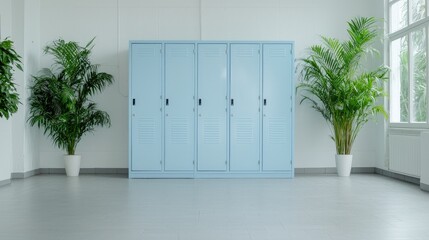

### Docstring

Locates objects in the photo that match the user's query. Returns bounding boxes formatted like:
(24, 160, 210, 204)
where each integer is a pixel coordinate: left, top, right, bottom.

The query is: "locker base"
(129, 171, 294, 179)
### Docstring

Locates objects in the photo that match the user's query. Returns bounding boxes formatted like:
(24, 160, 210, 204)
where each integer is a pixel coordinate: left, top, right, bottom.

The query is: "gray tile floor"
(0, 174, 428, 240)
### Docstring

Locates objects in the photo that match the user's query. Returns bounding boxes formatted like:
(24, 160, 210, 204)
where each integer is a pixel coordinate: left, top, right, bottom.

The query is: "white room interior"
(1, 0, 429, 239)
(0, 0, 388, 182)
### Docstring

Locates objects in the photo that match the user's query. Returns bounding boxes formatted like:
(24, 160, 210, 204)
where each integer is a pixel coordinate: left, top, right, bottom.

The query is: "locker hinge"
(258, 108, 260, 112)
(258, 161, 260, 165)
(225, 161, 227, 165)
(133, 99, 136, 105)
(160, 49, 162, 54)
(193, 108, 195, 112)
(193, 161, 195, 165)
(160, 161, 162, 165)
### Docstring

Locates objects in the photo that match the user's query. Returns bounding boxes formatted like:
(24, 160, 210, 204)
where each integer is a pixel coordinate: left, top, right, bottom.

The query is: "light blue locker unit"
(197, 44, 228, 171)
(262, 44, 293, 171)
(129, 41, 294, 179)
(164, 44, 196, 171)
(230, 44, 261, 171)
(130, 43, 163, 171)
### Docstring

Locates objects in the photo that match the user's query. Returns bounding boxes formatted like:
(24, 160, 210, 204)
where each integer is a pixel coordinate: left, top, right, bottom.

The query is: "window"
(388, 0, 429, 125)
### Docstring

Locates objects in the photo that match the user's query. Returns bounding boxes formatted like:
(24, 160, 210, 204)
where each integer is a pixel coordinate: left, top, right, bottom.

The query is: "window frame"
(387, 0, 429, 128)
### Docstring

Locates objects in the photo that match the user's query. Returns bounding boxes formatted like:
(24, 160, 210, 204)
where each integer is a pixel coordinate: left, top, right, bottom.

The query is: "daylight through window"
(389, 0, 428, 125)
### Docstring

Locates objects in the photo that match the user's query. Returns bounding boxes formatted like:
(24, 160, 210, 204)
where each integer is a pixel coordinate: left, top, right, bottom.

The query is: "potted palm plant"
(28, 38, 114, 176)
(0, 38, 22, 119)
(298, 17, 388, 176)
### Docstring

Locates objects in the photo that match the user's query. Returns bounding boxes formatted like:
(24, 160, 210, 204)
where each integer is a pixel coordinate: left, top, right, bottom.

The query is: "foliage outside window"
(389, 0, 429, 125)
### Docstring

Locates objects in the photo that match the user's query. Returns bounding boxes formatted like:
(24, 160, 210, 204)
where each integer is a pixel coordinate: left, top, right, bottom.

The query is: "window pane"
(390, 0, 408, 33)
(390, 36, 409, 123)
(410, 0, 426, 23)
(411, 28, 427, 122)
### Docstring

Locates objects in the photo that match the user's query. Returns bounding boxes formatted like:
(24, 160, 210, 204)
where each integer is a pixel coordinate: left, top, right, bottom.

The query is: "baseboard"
(35, 167, 374, 176)
(375, 168, 420, 185)
(21, 167, 376, 176)
(9, 167, 424, 186)
(295, 167, 375, 174)
(11, 169, 41, 179)
(421, 183, 429, 192)
(39, 168, 128, 175)
(0, 179, 11, 187)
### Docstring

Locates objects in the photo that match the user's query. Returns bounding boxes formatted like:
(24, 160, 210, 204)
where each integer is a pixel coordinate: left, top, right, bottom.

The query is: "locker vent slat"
(235, 118, 254, 144)
(170, 118, 189, 144)
(138, 118, 156, 144)
(232, 48, 255, 57)
(168, 47, 192, 57)
(134, 47, 156, 56)
(200, 48, 223, 57)
(268, 48, 288, 57)
(268, 117, 288, 144)
(203, 118, 221, 144)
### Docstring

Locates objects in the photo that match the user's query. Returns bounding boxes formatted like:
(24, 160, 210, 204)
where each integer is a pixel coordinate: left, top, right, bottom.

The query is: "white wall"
(11, 0, 40, 174)
(0, 0, 12, 38)
(1, 0, 42, 180)
(0, 117, 13, 183)
(0, 119, 12, 182)
(22, 0, 41, 172)
(38, 0, 386, 169)
(0, 0, 13, 182)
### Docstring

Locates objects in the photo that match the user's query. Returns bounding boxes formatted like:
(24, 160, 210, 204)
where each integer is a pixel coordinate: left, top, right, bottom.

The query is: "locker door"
(262, 44, 292, 171)
(230, 44, 260, 171)
(197, 44, 228, 171)
(131, 43, 162, 171)
(165, 44, 195, 171)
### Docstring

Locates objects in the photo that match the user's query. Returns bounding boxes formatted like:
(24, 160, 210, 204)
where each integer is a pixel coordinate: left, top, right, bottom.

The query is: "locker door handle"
(166, 99, 169, 106)
(264, 99, 267, 106)
(231, 99, 234, 106)
(199, 99, 202, 106)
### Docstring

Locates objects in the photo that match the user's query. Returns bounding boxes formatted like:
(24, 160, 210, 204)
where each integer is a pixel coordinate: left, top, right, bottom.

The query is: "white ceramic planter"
(64, 155, 81, 177)
(335, 154, 352, 177)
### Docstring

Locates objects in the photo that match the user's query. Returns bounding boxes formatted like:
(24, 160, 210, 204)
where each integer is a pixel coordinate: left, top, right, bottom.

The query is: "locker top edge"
(129, 40, 295, 45)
